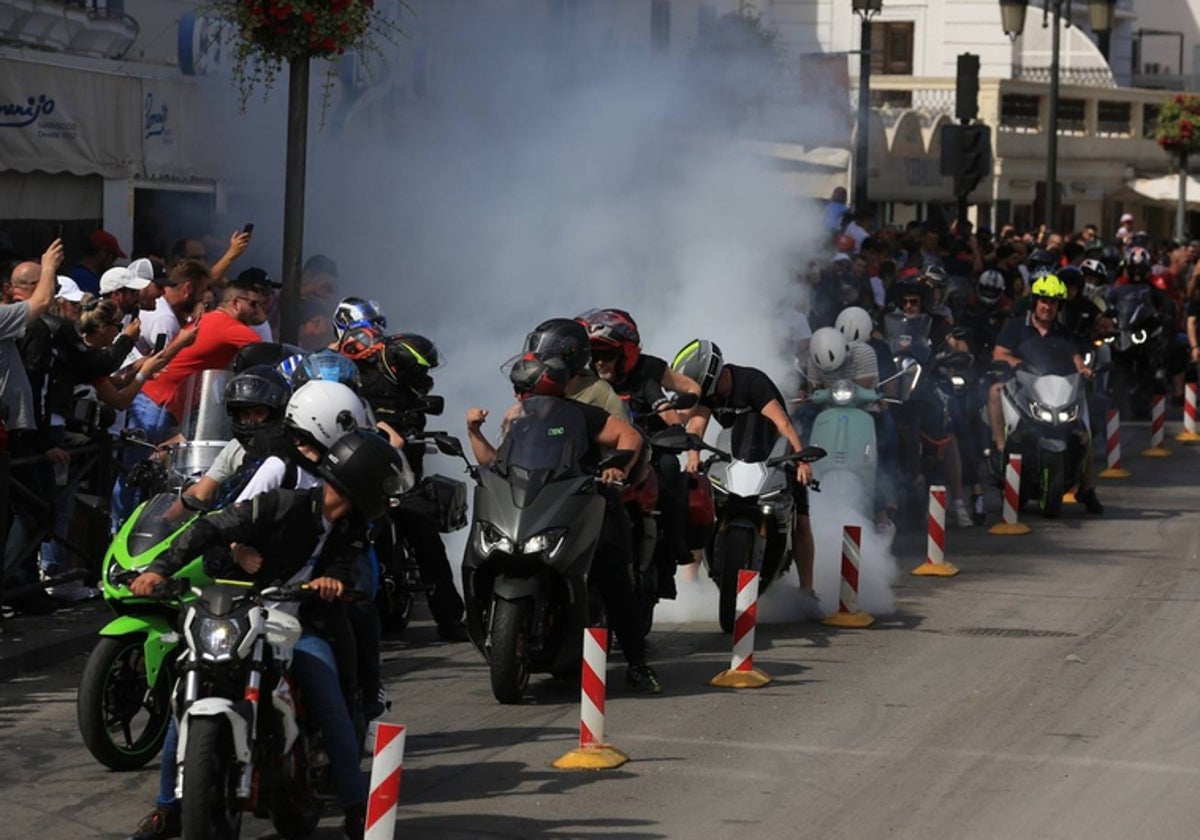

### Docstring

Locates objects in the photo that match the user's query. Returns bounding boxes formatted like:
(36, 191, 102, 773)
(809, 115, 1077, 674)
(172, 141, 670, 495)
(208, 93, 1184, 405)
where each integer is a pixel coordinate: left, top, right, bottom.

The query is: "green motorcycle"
(77, 492, 212, 770)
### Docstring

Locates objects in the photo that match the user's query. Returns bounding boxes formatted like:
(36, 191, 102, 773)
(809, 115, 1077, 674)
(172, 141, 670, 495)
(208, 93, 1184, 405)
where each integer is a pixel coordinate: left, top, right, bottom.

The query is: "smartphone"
(53, 222, 63, 242)
(154, 334, 168, 354)
(242, 222, 255, 235)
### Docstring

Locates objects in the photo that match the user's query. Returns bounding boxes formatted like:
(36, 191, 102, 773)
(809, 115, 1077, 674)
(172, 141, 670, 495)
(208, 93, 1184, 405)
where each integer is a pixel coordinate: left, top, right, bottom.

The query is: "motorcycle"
(1106, 288, 1167, 420)
(173, 580, 350, 840)
(995, 337, 1090, 518)
(461, 396, 632, 703)
(652, 417, 825, 633)
(807, 379, 881, 517)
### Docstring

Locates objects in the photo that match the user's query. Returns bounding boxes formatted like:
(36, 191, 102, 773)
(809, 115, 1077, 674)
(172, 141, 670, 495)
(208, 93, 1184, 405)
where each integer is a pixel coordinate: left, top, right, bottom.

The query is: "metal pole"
(1046, 0, 1062, 233)
(854, 15, 872, 212)
(1177, 150, 1188, 242)
(279, 57, 310, 346)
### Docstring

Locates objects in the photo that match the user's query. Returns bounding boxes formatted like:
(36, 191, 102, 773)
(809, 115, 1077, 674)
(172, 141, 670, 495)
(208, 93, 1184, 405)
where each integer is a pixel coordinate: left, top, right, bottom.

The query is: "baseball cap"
(128, 257, 175, 286)
(55, 276, 85, 302)
(99, 266, 150, 295)
(89, 230, 127, 258)
(1120, 212, 1134, 223)
(234, 267, 282, 290)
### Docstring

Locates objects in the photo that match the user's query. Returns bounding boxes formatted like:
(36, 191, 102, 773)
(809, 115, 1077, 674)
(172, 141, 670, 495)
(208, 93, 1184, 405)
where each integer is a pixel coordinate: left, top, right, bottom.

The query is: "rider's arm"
(993, 342, 1022, 369)
(661, 367, 701, 398)
(466, 406, 499, 467)
(762, 399, 803, 453)
(683, 404, 712, 471)
(595, 413, 644, 477)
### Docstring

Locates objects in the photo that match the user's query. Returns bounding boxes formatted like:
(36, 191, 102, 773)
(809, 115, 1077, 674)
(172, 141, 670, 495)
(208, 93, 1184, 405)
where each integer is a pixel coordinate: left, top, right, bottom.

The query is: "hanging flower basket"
(209, 0, 401, 110)
(1154, 93, 1200, 158)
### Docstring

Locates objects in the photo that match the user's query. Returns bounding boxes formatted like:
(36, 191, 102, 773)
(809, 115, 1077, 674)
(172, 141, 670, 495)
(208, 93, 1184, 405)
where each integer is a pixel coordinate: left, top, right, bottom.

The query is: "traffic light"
(956, 53, 980, 123)
(939, 123, 992, 194)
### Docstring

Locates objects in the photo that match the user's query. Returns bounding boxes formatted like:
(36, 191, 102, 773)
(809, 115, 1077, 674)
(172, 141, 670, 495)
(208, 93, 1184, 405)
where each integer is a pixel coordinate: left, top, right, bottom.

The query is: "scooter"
(461, 396, 629, 703)
(807, 379, 882, 516)
(1106, 289, 1167, 420)
(652, 420, 825, 633)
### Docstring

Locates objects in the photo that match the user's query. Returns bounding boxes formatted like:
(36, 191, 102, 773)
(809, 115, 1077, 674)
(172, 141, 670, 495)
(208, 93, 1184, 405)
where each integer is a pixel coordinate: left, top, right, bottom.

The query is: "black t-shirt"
(995, 311, 1079, 374)
(358, 367, 428, 479)
(701, 363, 786, 429)
(500, 396, 611, 473)
(611, 353, 670, 430)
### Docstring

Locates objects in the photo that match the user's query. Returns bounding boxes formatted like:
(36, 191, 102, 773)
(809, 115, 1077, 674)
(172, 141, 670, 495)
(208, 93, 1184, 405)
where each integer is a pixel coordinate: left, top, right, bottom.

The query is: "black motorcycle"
(1106, 287, 1167, 420)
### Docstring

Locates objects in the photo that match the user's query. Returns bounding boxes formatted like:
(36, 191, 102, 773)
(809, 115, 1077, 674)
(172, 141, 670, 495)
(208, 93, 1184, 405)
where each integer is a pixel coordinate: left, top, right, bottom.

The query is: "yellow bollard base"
(1141, 447, 1171, 457)
(1175, 431, 1200, 444)
(822, 610, 875, 628)
(988, 521, 1031, 535)
(1062, 489, 1077, 504)
(553, 744, 630, 770)
(710, 667, 772, 689)
(1099, 467, 1131, 479)
(911, 560, 960, 577)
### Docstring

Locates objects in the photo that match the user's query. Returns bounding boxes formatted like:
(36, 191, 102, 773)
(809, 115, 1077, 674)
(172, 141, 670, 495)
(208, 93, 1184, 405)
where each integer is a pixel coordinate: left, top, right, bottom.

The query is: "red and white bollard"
(711, 570, 771, 688)
(1099, 409, 1131, 478)
(913, 485, 959, 576)
(988, 453, 1031, 535)
(823, 525, 874, 628)
(553, 628, 629, 769)
(1142, 394, 1171, 457)
(1177, 382, 1200, 443)
(364, 723, 405, 840)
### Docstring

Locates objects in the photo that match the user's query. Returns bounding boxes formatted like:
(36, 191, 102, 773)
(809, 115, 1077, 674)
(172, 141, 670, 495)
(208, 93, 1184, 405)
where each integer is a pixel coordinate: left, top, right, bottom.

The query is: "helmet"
(337, 325, 385, 362)
(1151, 266, 1171, 293)
(578, 308, 641, 373)
(1057, 265, 1084, 288)
(1030, 274, 1068, 301)
(1124, 245, 1152, 282)
(331, 297, 387, 342)
(892, 278, 930, 311)
(381, 333, 441, 395)
(1028, 248, 1058, 273)
(523, 318, 591, 377)
(1079, 258, 1108, 283)
(835, 233, 856, 253)
(977, 269, 1007, 305)
(919, 265, 950, 308)
(809, 327, 849, 374)
(1100, 245, 1122, 275)
(834, 306, 873, 343)
(276, 352, 307, 386)
(230, 342, 305, 374)
(671, 339, 724, 398)
(317, 428, 409, 521)
(292, 348, 362, 391)
(509, 353, 570, 398)
(224, 365, 291, 442)
(284, 380, 369, 452)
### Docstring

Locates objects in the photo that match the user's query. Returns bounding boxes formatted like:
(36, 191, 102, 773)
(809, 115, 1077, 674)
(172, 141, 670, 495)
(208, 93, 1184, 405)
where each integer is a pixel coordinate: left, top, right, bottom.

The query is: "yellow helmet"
(1030, 274, 1068, 300)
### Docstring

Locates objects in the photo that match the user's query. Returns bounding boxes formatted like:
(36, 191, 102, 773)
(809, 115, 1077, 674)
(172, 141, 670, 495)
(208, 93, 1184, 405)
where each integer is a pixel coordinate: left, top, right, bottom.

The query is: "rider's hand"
(44, 446, 70, 466)
(231, 543, 263, 574)
(466, 407, 488, 432)
(600, 468, 626, 485)
(684, 451, 701, 474)
(123, 318, 141, 341)
(795, 460, 813, 486)
(227, 230, 251, 258)
(307, 577, 344, 602)
(1191, 347, 1200, 364)
(1078, 366, 1095, 380)
(130, 571, 166, 596)
(43, 238, 65, 270)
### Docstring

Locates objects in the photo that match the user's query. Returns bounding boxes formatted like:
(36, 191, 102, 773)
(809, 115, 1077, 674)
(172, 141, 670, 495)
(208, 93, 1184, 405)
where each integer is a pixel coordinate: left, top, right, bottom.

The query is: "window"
(1097, 101, 1131, 137)
(1143, 104, 1161, 138)
(651, 1, 670, 51)
(870, 22, 914, 75)
(1000, 94, 1040, 133)
(1056, 98, 1087, 135)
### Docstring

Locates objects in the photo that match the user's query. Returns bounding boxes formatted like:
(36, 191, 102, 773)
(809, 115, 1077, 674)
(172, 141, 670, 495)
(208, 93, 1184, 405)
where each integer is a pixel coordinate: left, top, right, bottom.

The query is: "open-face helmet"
(284, 380, 369, 453)
(809, 327, 849, 374)
(834, 306, 873, 343)
(977, 269, 1007, 305)
(1030, 274, 1068, 301)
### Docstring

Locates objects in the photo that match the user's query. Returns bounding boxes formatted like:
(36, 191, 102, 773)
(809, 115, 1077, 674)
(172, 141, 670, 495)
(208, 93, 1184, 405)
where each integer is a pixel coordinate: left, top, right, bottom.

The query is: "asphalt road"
(3, 424, 1199, 839)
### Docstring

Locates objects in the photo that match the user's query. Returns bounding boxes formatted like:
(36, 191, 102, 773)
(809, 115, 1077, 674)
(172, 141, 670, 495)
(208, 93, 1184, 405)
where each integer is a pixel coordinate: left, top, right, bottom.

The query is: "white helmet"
(977, 269, 1006, 305)
(834, 307, 873, 343)
(809, 327, 849, 374)
(284, 380, 369, 451)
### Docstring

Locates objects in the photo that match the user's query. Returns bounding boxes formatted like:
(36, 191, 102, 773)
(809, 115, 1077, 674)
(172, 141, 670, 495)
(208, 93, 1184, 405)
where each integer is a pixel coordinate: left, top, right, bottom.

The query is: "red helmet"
(835, 233, 856, 253)
(577, 308, 641, 373)
(1151, 265, 1171, 293)
(509, 353, 570, 399)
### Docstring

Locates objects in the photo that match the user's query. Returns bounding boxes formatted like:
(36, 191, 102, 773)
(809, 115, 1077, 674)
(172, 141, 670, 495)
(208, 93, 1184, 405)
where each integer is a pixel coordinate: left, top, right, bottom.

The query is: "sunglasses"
(235, 297, 264, 310)
(902, 297, 922, 306)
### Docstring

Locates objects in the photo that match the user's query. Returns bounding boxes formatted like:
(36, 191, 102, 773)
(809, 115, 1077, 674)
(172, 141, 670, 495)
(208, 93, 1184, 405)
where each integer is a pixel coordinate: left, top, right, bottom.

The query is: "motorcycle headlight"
(195, 617, 244, 662)
(476, 522, 515, 558)
(950, 375, 966, 388)
(1132, 329, 1147, 345)
(1103, 335, 1114, 344)
(521, 528, 566, 557)
(1058, 405, 1079, 423)
(1029, 401, 1055, 423)
(831, 380, 855, 405)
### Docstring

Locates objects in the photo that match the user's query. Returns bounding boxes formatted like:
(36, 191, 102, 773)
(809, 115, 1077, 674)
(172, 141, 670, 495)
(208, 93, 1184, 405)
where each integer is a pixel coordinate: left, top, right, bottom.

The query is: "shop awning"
(1125, 174, 1200, 208)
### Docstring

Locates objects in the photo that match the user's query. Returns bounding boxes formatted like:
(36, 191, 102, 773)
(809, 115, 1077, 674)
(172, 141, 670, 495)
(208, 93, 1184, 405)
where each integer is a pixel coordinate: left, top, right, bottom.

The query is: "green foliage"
(1155, 93, 1200, 157)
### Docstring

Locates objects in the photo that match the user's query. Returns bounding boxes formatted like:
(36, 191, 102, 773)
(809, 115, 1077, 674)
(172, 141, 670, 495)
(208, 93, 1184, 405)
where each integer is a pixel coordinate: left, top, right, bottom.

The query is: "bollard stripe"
(926, 485, 947, 565)
(1188, 384, 1198, 432)
(731, 569, 759, 672)
(838, 526, 862, 613)
(365, 723, 405, 839)
(1106, 410, 1122, 469)
(365, 768, 401, 833)
(579, 627, 608, 748)
(1003, 455, 1022, 524)
(1151, 395, 1165, 447)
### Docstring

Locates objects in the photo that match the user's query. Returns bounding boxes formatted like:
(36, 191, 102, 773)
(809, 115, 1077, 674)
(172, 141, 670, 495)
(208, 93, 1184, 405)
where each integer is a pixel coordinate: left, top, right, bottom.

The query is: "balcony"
(1, 0, 138, 59)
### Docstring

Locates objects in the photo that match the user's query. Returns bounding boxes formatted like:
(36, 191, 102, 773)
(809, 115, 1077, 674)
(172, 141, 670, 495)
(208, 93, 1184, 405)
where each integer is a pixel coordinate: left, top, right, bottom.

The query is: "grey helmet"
(672, 339, 724, 398)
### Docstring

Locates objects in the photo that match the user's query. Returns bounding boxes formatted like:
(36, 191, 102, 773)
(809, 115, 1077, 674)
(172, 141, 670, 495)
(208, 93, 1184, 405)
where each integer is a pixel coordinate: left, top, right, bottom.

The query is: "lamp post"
(999, 0, 1116, 233)
(852, 0, 882, 214)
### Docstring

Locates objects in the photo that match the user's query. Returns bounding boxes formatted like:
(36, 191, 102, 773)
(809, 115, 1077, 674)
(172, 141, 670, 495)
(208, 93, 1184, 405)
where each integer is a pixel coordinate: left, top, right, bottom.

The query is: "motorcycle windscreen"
(176, 369, 233, 443)
(884, 312, 932, 358)
(493, 397, 590, 507)
(126, 493, 195, 557)
(725, 412, 781, 464)
(1014, 335, 1078, 377)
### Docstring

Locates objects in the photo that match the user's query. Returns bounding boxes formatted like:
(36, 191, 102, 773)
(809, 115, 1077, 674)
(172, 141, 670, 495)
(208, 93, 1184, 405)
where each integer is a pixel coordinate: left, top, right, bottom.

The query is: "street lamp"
(852, 0, 883, 214)
(999, 0, 1117, 233)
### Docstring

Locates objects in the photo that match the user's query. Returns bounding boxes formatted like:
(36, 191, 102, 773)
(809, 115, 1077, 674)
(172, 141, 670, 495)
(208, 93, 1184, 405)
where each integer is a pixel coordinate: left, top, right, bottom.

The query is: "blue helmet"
(291, 349, 362, 392)
(332, 297, 387, 342)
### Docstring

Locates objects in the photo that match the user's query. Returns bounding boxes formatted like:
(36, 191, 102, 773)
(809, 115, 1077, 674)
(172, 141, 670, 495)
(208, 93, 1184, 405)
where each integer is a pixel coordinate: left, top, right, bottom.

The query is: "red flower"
(302, 10, 315, 24)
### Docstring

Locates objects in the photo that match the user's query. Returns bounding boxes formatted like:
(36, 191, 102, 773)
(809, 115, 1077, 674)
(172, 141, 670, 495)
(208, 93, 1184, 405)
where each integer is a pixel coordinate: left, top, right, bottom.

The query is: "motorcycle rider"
(670, 340, 820, 613)
(125, 427, 408, 840)
(331, 296, 387, 346)
(577, 308, 701, 598)
(465, 353, 663, 694)
(987, 274, 1103, 514)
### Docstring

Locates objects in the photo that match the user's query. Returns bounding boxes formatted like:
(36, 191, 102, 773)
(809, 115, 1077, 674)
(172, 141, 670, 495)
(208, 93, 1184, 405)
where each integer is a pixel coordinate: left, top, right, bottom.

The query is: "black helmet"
(1027, 248, 1057, 272)
(318, 428, 409, 521)
(1124, 245, 1152, 282)
(224, 365, 291, 442)
(523, 318, 590, 377)
(230, 342, 305, 374)
(510, 353, 570, 398)
(671, 339, 724, 398)
(1057, 265, 1084, 288)
(381, 333, 441, 395)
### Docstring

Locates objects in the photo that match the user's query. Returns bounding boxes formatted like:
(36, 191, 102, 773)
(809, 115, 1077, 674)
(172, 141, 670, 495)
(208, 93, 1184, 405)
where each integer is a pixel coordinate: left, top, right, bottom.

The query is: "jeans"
(112, 394, 178, 529)
(3, 433, 53, 598)
(39, 427, 78, 580)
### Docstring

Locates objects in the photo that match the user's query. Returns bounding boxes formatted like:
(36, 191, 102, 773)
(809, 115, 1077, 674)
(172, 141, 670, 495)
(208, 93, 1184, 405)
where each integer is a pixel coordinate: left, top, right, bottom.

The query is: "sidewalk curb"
(0, 603, 108, 680)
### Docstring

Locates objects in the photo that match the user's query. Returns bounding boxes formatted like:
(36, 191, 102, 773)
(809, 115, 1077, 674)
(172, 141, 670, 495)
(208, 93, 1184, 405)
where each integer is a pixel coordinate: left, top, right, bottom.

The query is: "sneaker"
(46, 580, 100, 602)
(364, 684, 390, 722)
(125, 803, 180, 840)
(950, 501, 973, 528)
(1076, 487, 1104, 515)
(436, 621, 469, 642)
(970, 493, 987, 527)
(625, 664, 662, 695)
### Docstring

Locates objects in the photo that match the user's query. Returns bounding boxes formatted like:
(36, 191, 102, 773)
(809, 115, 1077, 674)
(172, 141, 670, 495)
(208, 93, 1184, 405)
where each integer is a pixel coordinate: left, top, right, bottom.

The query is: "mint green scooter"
(808, 380, 881, 515)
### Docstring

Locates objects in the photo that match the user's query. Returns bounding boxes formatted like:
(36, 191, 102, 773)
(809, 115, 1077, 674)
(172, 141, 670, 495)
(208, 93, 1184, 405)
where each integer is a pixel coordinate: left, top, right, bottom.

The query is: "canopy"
(1125, 174, 1200, 208)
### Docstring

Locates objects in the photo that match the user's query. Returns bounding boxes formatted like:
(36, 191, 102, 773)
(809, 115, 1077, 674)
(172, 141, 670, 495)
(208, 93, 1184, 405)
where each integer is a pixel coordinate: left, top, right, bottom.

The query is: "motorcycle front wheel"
(1039, 452, 1065, 519)
(718, 528, 755, 634)
(77, 635, 172, 771)
(488, 597, 532, 704)
(181, 716, 244, 840)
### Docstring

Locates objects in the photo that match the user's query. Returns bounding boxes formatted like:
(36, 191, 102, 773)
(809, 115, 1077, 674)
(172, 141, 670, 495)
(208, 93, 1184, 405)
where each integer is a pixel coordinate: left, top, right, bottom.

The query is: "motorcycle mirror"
(670, 392, 699, 411)
(434, 433, 465, 458)
(180, 494, 214, 514)
(416, 395, 445, 416)
(766, 445, 827, 468)
(649, 428, 704, 453)
(597, 449, 636, 472)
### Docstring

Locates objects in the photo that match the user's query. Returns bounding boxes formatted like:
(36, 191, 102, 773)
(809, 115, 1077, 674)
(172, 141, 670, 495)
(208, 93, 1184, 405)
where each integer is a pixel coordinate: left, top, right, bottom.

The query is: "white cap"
(99, 266, 150, 295)
(55, 276, 84, 302)
(1120, 212, 1134, 223)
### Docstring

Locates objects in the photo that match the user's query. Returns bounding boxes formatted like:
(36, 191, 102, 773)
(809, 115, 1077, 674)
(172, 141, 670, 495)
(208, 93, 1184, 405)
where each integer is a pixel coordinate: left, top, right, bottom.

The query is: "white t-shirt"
(250, 320, 274, 342)
(845, 220, 870, 252)
(203, 439, 247, 486)
(137, 298, 181, 355)
(234, 455, 321, 503)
